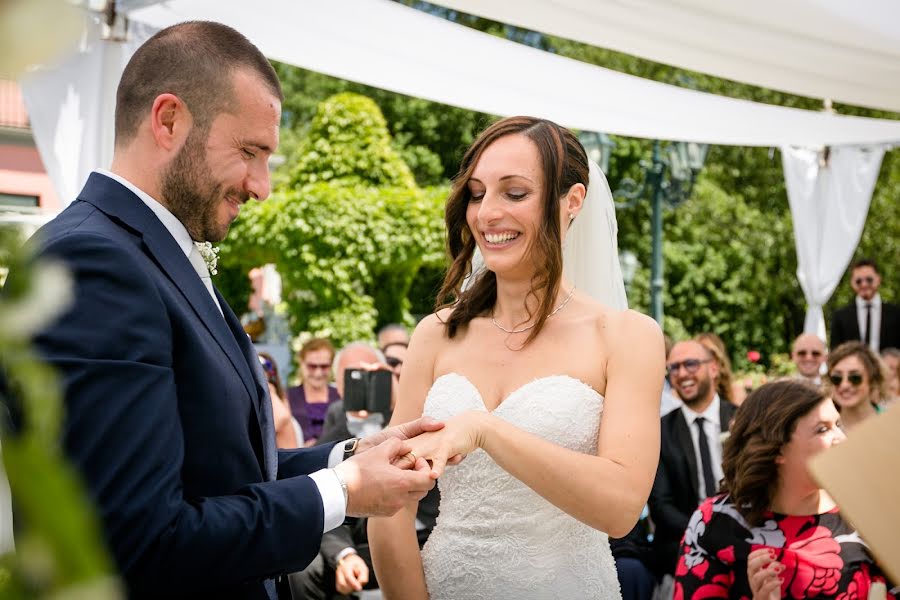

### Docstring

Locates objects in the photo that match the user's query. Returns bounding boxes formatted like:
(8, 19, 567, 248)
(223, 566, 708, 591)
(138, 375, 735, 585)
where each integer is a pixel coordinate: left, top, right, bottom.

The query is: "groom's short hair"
(114, 21, 282, 146)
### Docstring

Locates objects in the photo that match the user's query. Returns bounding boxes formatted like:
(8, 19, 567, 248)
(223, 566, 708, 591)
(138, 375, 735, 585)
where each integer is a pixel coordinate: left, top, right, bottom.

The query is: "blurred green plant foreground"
(0, 225, 122, 599)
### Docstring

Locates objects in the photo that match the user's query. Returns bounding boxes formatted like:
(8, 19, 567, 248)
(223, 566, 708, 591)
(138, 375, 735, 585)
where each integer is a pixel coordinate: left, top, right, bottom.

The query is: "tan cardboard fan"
(809, 406, 900, 584)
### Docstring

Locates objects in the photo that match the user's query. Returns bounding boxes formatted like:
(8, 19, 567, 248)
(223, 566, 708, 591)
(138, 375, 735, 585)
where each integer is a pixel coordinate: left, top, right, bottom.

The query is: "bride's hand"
(399, 410, 488, 478)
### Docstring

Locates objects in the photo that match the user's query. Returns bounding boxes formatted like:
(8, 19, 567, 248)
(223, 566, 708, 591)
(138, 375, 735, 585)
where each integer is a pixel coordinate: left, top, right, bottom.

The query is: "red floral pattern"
(675, 496, 896, 600)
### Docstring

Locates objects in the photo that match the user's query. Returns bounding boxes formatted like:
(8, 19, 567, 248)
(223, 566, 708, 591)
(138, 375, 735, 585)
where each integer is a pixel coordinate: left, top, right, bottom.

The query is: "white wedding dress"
(420, 373, 622, 599)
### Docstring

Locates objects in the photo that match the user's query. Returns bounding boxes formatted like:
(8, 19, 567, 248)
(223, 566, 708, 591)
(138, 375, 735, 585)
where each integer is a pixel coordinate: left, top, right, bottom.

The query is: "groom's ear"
(149, 93, 192, 154)
(563, 183, 586, 220)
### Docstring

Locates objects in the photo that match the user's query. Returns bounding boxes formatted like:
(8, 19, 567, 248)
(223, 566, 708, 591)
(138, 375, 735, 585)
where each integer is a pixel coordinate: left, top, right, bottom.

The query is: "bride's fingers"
(446, 453, 465, 466)
(429, 451, 451, 479)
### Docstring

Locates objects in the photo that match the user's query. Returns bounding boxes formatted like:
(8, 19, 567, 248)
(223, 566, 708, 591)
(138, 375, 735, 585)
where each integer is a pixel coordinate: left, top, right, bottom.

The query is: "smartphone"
(342, 368, 392, 414)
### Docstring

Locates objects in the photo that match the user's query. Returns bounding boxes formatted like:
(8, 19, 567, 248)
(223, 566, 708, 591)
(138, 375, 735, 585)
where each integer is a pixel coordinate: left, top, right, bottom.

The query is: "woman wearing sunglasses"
(826, 342, 888, 432)
(286, 337, 341, 446)
(674, 380, 896, 600)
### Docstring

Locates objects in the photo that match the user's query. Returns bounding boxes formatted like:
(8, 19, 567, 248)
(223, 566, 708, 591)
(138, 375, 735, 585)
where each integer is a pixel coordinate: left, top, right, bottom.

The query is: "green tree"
(273, 63, 489, 185)
(288, 93, 416, 190)
(218, 93, 447, 347)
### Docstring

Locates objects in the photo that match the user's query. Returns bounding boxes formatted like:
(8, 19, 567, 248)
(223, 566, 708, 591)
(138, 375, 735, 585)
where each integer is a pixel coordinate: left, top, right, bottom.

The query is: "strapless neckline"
(433, 372, 604, 413)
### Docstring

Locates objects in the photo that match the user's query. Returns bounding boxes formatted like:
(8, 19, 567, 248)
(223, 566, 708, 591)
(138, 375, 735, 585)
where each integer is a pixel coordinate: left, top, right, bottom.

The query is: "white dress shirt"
(680, 395, 724, 502)
(856, 293, 882, 352)
(94, 170, 347, 532)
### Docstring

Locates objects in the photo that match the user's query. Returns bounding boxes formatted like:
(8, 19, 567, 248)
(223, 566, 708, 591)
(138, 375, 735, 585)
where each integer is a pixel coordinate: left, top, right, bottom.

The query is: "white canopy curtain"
(20, 0, 900, 206)
(16, 0, 900, 336)
(19, 14, 156, 206)
(430, 0, 900, 113)
(782, 146, 886, 341)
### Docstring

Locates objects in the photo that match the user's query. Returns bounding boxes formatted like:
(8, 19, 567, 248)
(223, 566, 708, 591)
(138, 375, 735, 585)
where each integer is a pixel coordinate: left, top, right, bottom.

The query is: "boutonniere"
(194, 241, 220, 276)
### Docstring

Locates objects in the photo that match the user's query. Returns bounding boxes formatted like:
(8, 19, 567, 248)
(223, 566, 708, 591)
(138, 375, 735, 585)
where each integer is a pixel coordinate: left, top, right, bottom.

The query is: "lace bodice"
(421, 373, 621, 599)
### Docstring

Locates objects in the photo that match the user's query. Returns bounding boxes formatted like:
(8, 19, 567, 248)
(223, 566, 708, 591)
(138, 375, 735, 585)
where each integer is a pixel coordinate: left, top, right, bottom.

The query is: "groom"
(21, 21, 437, 599)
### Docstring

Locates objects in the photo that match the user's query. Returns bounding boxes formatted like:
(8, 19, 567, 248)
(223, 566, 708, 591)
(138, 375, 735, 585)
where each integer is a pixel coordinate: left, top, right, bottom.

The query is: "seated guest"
(290, 341, 439, 599)
(376, 323, 409, 352)
(382, 341, 407, 382)
(791, 333, 827, 386)
(649, 340, 737, 581)
(881, 348, 900, 407)
(611, 508, 656, 600)
(259, 352, 303, 448)
(827, 341, 888, 431)
(675, 380, 895, 599)
(287, 337, 340, 446)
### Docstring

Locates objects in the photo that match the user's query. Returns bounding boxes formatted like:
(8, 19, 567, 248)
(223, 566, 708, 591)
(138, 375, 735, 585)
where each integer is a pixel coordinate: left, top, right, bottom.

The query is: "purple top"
(286, 384, 340, 441)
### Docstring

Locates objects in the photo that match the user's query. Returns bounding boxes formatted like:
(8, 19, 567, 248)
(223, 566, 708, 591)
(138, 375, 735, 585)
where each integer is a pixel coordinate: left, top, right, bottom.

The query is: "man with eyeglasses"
(791, 333, 827, 386)
(830, 258, 900, 353)
(648, 340, 737, 583)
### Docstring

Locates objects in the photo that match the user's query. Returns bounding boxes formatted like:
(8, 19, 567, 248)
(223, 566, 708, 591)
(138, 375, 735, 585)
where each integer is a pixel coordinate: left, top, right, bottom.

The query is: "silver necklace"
(490, 286, 576, 334)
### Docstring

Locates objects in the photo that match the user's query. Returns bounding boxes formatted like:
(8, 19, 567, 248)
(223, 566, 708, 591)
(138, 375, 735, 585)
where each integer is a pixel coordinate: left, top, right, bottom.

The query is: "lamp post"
(577, 131, 615, 174)
(582, 134, 708, 326)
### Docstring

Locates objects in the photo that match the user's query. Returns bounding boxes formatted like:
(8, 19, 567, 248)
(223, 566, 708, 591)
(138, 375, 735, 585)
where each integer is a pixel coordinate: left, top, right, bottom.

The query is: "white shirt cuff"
(335, 547, 358, 563)
(327, 440, 347, 468)
(309, 468, 346, 533)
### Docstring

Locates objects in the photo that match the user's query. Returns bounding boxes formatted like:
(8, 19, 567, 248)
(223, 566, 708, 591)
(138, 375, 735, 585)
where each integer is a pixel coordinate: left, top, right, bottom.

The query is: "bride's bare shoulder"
(578, 296, 661, 344)
(410, 308, 454, 349)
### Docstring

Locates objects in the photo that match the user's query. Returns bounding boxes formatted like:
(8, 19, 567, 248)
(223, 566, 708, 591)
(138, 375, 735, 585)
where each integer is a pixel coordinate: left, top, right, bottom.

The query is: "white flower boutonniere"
(195, 241, 220, 276)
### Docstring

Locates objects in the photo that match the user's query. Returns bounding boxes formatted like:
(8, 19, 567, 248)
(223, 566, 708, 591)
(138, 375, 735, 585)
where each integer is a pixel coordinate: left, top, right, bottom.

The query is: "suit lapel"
(846, 306, 862, 341)
(673, 412, 699, 497)
(220, 295, 277, 481)
(77, 173, 264, 425)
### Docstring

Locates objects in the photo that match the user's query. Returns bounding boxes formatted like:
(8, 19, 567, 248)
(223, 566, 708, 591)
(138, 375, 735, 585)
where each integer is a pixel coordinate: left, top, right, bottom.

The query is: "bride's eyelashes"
(467, 188, 532, 203)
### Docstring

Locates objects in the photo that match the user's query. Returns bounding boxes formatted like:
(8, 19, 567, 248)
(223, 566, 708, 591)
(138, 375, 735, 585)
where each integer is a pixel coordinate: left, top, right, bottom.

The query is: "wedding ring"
(406, 451, 418, 464)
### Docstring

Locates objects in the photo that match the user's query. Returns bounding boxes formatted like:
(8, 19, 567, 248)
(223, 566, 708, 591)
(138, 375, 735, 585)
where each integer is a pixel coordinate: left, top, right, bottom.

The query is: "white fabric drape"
(127, 0, 900, 147)
(20, 1, 900, 207)
(431, 0, 900, 113)
(782, 145, 886, 341)
(19, 14, 154, 205)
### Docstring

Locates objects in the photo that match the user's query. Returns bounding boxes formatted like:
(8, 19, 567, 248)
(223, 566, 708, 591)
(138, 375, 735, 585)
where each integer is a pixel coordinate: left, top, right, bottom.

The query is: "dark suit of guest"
(25, 173, 338, 599)
(830, 300, 900, 351)
(648, 400, 737, 578)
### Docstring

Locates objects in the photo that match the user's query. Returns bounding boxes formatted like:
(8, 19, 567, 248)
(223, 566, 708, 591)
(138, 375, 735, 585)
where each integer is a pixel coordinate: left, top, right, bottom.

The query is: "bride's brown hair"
(435, 116, 589, 345)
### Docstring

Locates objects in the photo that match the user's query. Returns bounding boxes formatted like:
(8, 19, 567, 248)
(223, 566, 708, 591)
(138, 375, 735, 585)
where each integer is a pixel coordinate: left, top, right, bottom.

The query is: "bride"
(368, 116, 664, 599)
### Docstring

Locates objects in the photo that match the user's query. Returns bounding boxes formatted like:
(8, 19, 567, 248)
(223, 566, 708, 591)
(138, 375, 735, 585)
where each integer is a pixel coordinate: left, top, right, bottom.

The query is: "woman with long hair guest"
(286, 337, 340, 446)
(826, 341, 888, 431)
(674, 380, 895, 599)
(697, 332, 737, 406)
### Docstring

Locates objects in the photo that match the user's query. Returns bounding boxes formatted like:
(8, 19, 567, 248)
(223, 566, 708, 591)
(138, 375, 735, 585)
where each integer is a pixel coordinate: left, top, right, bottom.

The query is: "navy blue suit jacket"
(29, 173, 336, 598)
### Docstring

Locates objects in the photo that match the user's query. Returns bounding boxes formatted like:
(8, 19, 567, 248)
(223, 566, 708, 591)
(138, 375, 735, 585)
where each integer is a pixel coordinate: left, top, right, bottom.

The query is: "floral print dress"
(675, 495, 896, 599)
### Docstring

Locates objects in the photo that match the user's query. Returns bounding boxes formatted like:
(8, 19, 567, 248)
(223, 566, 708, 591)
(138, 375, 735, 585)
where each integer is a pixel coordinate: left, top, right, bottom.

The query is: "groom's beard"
(161, 128, 227, 243)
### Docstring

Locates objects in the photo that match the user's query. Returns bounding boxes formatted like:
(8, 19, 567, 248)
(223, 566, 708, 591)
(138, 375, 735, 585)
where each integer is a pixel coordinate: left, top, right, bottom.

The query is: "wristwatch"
(342, 437, 360, 462)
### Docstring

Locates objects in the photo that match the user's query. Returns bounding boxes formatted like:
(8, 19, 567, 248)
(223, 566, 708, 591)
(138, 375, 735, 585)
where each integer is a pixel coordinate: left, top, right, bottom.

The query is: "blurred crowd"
(256, 324, 426, 599)
(613, 257, 898, 600)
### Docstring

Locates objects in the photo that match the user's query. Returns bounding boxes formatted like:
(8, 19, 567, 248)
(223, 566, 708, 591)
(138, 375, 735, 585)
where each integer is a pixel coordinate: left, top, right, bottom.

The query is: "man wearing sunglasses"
(830, 258, 900, 353)
(648, 340, 737, 582)
(791, 333, 827, 386)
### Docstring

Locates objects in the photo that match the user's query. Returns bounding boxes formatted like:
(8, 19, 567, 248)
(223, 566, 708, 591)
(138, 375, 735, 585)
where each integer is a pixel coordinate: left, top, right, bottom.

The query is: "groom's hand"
(334, 437, 435, 517)
(355, 416, 445, 454)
